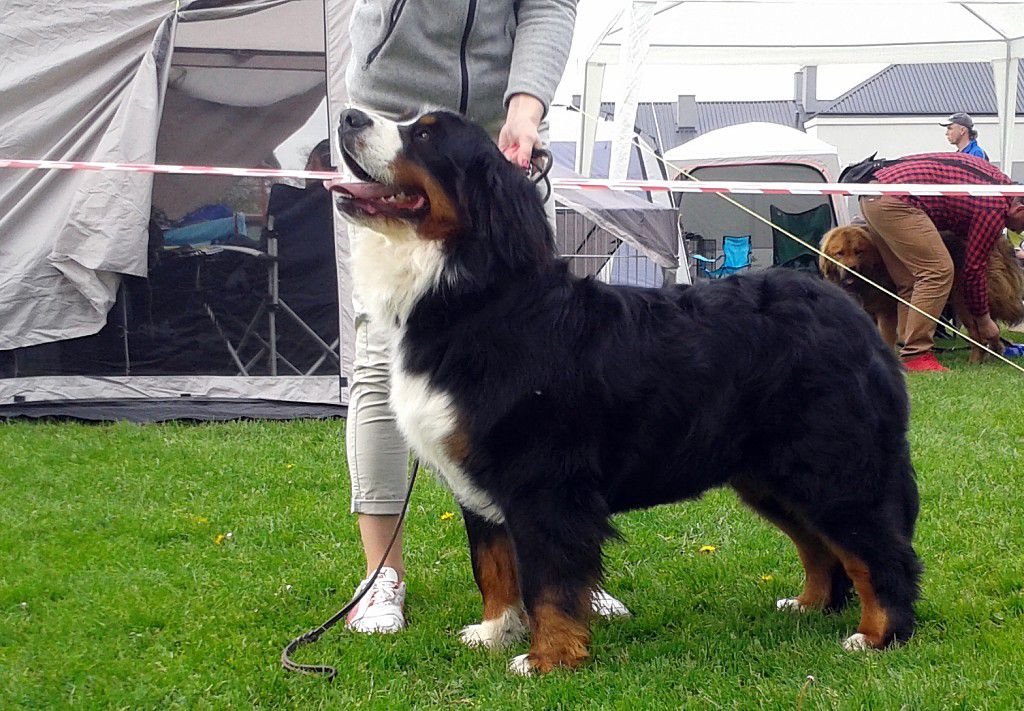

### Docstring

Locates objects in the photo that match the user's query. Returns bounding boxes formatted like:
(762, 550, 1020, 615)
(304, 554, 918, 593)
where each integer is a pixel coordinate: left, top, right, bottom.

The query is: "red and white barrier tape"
(2, 158, 1024, 198)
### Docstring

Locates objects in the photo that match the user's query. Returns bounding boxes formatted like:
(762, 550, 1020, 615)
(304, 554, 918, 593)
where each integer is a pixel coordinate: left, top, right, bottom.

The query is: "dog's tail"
(895, 460, 921, 540)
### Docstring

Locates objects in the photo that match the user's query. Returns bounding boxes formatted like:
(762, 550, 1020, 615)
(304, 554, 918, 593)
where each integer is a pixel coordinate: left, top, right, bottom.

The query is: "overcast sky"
(279, 1, 956, 167)
(552, 0, 890, 104)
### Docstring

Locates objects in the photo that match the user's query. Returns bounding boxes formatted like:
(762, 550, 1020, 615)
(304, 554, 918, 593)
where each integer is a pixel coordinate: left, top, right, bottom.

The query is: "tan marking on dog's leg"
(478, 536, 521, 620)
(461, 533, 526, 649)
(517, 594, 590, 674)
(793, 538, 840, 609)
(831, 549, 889, 650)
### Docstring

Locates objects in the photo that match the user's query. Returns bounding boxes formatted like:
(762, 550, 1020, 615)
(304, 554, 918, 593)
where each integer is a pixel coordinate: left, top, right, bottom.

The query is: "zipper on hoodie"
(458, 0, 478, 114)
(364, 0, 410, 69)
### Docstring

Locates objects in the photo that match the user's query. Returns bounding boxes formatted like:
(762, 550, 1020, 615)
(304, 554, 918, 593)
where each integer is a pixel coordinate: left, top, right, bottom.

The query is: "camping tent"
(579, 0, 1024, 179)
(0, 0, 679, 420)
(663, 122, 848, 271)
(0, 0, 353, 420)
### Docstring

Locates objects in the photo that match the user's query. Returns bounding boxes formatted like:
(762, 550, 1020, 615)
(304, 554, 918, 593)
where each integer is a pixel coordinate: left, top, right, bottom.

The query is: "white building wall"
(806, 116, 1024, 180)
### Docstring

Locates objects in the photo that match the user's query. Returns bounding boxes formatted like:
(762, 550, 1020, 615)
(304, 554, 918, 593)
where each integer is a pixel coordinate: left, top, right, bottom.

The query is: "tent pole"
(992, 47, 1019, 176)
(610, 1, 655, 181)
(578, 60, 606, 177)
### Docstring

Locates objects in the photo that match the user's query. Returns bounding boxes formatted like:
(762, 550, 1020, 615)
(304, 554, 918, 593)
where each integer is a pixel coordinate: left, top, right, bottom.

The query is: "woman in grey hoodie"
(342, 0, 631, 634)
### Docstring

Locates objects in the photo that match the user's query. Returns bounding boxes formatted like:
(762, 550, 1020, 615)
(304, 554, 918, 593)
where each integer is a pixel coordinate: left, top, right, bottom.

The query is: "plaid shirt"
(874, 152, 1013, 316)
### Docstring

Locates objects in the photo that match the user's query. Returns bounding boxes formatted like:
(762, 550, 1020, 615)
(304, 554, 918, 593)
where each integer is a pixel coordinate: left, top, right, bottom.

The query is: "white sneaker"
(591, 587, 631, 618)
(345, 566, 407, 634)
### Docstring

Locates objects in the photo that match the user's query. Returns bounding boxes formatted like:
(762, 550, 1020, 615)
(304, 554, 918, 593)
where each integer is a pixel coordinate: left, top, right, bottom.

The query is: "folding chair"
(202, 184, 341, 376)
(770, 204, 832, 275)
(692, 235, 752, 279)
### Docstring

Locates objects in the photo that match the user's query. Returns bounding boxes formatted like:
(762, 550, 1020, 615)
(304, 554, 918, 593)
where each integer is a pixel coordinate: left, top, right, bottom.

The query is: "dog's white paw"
(776, 597, 810, 612)
(842, 633, 876, 651)
(459, 607, 527, 650)
(508, 653, 535, 676)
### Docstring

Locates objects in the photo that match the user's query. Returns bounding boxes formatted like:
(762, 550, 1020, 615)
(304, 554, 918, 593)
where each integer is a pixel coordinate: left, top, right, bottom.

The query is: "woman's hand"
(498, 93, 544, 169)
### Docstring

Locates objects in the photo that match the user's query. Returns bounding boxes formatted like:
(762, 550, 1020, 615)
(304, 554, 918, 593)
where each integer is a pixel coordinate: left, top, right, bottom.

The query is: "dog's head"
(819, 225, 884, 287)
(332, 108, 554, 288)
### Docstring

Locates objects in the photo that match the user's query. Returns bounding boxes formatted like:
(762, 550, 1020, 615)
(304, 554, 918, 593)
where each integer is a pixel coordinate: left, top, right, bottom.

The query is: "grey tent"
(0, 0, 680, 420)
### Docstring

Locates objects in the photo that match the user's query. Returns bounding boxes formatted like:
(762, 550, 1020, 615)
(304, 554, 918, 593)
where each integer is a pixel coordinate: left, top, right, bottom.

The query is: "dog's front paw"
(508, 653, 535, 676)
(459, 606, 527, 650)
(842, 633, 878, 651)
(776, 597, 811, 613)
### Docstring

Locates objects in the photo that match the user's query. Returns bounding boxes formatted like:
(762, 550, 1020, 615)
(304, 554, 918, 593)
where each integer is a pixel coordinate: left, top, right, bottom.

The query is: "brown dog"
(820, 224, 1024, 361)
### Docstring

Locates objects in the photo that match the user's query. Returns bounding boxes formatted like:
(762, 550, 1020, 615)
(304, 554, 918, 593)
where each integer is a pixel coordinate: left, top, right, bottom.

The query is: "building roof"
(569, 98, 799, 155)
(818, 60, 1024, 116)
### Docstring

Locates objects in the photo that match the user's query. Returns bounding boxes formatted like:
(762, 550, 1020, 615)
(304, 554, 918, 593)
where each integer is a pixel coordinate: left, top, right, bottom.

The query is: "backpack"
(838, 153, 900, 184)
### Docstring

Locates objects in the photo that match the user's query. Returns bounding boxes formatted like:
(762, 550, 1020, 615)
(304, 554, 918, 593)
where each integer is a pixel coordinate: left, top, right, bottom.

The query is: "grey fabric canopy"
(0, 0, 683, 418)
(0, 0, 352, 415)
(552, 164, 679, 272)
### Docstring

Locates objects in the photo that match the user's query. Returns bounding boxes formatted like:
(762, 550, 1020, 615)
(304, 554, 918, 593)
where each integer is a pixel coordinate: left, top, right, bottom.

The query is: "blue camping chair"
(692, 235, 752, 279)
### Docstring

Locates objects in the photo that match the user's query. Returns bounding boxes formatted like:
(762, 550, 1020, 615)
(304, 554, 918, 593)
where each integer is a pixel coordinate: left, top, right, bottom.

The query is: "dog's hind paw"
(508, 653, 535, 676)
(459, 606, 527, 650)
(776, 597, 811, 613)
(842, 633, 877, 651)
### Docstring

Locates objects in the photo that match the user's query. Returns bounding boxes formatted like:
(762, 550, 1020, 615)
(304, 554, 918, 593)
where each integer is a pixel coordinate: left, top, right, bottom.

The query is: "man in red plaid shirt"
(861, 152, 1024, 372)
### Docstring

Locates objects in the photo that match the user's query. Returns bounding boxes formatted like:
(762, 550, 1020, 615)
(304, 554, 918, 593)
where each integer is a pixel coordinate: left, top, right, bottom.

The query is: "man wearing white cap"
(942, 113, 989, 160)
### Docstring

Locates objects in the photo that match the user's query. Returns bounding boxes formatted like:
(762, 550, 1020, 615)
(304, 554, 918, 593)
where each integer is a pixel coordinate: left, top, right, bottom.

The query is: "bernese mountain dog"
(331, 108, 922, 675)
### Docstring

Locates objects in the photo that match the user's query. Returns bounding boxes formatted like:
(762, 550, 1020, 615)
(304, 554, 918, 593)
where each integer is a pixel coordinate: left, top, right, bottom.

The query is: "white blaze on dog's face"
(332, 108, 462, 243)
(331, 109, 474, 325)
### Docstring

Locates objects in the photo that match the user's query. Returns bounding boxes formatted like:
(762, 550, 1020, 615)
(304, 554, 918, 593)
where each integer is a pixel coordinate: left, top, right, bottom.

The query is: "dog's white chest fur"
(390, 363, 503, 523)
(348, 225, 502, 522)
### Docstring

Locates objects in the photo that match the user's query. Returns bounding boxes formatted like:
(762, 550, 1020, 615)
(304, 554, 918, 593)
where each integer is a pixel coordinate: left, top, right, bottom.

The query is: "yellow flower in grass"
(214, 534, 226, 545)
(699, 545, 717, 554)
(192, 516, 209, 524)
(761, 574, 774, 583)
(440, 512, 455, 521)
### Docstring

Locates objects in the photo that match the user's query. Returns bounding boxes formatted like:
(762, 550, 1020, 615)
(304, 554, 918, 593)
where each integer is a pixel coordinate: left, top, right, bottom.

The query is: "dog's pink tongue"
(324, 179, 399, 199)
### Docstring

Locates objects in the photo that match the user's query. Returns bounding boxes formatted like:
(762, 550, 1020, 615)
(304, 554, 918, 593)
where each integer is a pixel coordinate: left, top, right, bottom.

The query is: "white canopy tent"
(663, 122, 848, 268)
(579, 0, 1024, 179)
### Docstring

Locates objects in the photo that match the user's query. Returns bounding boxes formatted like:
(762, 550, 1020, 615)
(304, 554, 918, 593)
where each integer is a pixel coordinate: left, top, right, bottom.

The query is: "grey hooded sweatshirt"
(345, 0, 577, 133)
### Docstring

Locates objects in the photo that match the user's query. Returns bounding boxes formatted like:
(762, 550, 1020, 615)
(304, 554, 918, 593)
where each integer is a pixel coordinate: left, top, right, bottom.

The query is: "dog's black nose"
(340, 108, 373, 135)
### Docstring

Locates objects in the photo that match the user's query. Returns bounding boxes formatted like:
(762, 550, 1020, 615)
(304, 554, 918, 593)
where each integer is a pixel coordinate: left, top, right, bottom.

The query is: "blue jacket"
(960, 140, 989, 160)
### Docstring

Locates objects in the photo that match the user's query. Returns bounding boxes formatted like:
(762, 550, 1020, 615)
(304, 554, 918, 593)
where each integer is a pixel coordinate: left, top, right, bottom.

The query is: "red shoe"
(902, 352, 950, 372)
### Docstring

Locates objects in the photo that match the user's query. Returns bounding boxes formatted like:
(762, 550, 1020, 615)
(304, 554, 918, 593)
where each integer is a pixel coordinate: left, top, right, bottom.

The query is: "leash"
(528, 147, 554, 204)
(281, 458, 419, 680)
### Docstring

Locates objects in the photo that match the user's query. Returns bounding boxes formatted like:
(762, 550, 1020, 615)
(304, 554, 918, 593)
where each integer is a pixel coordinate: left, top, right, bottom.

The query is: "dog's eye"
(415, 128, 431, 142)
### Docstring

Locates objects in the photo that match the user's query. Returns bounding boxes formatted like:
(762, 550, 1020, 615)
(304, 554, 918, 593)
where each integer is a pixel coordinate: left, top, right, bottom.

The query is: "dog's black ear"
(455, 147, 554, 273)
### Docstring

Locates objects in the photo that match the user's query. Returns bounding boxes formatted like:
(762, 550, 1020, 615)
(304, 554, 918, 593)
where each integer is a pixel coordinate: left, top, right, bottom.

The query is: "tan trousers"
(860, 195, 954, 358)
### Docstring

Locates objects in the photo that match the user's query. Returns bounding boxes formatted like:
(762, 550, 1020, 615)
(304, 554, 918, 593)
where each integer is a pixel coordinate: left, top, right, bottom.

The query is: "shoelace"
(357, 575, 399, 613)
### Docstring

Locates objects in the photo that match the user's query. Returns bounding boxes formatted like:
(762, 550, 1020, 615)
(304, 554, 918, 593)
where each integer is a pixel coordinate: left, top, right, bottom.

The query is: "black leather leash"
(529, 147, 554, 204)
(281, 459, 419, 680)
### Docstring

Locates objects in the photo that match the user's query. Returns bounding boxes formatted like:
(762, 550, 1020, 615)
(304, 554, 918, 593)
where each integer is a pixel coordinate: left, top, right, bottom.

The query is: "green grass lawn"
(2, 353, 1023, 709)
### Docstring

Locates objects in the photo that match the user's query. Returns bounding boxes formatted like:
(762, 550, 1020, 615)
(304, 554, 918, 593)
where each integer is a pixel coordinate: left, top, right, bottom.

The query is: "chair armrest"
(692, 253, 721, 264)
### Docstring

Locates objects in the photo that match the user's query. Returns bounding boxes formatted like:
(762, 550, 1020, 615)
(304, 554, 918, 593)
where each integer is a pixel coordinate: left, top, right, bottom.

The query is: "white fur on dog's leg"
(509, 653, 535, 676)
(459, 606, 527, 650)
(842, 633, 875, 651)
(776, 597, 810, 612)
